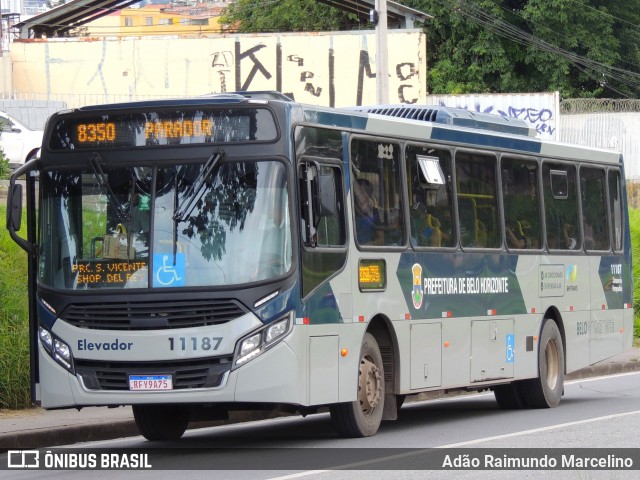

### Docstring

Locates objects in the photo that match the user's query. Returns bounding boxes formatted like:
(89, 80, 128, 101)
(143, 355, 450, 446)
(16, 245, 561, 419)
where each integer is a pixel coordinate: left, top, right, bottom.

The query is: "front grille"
(75, 356, 234, 391)
(61, 299, 247, 330)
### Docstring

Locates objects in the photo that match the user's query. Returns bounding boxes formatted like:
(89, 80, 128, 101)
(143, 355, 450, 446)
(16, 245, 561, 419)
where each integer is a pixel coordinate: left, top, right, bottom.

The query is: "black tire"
(133, 404, 190, 441)
(520, 320, 564, 408)
(330, 333, 385, 437)
(493, 382, 525, 409)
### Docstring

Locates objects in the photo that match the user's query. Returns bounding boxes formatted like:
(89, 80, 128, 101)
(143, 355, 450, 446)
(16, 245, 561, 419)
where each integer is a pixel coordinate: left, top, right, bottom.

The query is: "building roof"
(15, 0, 432, 39)
(14, 0, 143, 38)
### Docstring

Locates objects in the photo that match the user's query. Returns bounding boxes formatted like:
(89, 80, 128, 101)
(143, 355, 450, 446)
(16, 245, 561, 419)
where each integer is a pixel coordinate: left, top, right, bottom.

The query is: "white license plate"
(129, 375, 173, 391)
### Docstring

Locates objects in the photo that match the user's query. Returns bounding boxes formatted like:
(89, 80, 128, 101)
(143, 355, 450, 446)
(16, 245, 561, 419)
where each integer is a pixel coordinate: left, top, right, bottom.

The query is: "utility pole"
(375, 0, 389, 104)
(0, 1, 3, 57)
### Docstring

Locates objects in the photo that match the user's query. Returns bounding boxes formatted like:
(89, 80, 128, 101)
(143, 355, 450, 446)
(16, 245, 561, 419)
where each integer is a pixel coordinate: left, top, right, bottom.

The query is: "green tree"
(406, 0, 640, 98)
(219, 0, 358, 32)
(408, 0, 531, 94)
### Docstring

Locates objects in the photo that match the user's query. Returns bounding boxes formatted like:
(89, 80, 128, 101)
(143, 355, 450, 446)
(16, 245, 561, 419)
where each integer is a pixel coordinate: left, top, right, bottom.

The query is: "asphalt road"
(2, 371, 639, 479)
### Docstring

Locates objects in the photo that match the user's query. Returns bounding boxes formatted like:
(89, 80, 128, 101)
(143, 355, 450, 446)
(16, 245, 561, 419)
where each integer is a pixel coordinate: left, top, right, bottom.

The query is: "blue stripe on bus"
(430, 127, 542, 154)
(307, 111, 368, 130)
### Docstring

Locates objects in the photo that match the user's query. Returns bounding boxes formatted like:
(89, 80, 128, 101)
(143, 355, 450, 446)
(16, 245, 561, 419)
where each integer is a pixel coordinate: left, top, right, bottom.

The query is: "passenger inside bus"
(353, 178, 382, 245)
(582, 219, 597, 250)
(410, 201, 442, 247)
(506, 220, 532, 249)
(562, 223, 578, 249)
(548, 223, 577, 250)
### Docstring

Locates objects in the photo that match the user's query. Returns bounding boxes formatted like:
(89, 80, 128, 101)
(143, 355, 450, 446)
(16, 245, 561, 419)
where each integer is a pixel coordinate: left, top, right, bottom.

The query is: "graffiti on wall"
(210, 36, 423, 107)
(429, 94, 559, 140)
(10, 31, 426, 108)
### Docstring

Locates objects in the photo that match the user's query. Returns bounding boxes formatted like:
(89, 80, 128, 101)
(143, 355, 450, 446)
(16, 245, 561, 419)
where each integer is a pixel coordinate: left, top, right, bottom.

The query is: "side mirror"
(313, 171, 337, 218)
(7, 183, 23, 232)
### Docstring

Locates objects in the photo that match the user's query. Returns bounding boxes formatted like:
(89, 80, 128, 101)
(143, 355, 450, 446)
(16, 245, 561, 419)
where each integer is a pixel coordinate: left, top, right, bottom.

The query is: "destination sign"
(48, 107, 277, 150)
(72, 260, 148, 288)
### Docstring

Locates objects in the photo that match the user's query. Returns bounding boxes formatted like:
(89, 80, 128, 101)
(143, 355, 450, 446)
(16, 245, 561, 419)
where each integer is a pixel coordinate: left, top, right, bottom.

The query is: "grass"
(632, 208, 640, 340)
(0, 203, 31, 409)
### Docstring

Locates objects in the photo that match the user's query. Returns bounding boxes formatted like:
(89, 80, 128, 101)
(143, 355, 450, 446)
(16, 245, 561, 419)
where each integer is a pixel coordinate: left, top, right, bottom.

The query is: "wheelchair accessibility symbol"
(153, 253, 186, 287)
(506, 334, 515, 363)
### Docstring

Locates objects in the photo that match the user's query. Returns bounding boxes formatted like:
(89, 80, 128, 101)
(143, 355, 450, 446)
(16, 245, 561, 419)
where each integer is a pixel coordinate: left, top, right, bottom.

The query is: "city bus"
(6, 92, 634, 440)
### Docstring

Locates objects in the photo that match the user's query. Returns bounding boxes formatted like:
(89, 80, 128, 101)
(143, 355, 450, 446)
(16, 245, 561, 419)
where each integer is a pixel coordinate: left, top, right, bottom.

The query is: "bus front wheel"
(330, 332, 385, 437)
(133, 404, 190, 441)
(521, 319, 565, 408)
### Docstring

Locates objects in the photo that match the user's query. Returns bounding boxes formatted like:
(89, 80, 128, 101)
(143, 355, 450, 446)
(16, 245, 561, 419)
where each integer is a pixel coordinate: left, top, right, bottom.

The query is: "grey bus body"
(6, 93, 633, 439)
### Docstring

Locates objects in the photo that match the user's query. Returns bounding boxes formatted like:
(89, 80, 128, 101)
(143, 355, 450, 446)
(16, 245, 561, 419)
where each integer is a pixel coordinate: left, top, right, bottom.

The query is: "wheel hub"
(358, 355, 382, 415)
(545, 339, 559, 389)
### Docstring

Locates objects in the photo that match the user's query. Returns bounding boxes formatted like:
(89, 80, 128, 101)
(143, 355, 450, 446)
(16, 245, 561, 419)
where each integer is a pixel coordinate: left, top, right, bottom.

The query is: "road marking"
(566, 370, 640, 384)
(438, 409, 640, 448)
(267, 409, 640, 479)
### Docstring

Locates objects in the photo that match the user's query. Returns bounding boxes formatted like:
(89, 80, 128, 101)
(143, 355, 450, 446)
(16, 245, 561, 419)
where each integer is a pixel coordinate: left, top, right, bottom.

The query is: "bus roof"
(49, 92, 622, 166)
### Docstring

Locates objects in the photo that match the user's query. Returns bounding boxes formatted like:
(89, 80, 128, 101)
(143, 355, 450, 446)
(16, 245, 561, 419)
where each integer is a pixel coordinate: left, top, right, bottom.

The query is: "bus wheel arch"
(367, 315, 402, 419)
(330, 331, 385, 437)
(329, 314, 399, 437)
(542, 307, 567, 377)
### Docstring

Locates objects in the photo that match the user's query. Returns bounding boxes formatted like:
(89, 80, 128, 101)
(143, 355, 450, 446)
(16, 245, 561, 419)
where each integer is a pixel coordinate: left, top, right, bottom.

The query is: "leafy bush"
(0, 117, 8, 179)
(0, 148, 8, 180)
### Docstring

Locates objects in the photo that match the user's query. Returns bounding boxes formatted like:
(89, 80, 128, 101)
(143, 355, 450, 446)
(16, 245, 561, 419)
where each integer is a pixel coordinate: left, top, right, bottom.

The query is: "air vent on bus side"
(352, 105, 536, 137)
(361, 106, 439, 122)
(60, 299, 248, 330)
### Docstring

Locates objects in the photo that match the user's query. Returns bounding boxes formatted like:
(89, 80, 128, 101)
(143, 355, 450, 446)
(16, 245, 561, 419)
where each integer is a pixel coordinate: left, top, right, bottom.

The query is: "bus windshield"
(38, 159, 292, 290)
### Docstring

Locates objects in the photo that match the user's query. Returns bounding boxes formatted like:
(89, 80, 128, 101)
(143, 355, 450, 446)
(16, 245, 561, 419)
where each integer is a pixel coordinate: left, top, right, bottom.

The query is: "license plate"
(129, 375, 173, 391)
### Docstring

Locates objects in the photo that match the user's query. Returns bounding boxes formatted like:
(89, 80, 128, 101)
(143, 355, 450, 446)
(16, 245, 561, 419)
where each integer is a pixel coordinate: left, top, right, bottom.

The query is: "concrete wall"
(0, 98, 66, 130)
(560, 112, 640, 181)
(0, 56, 11, 95)
(8, 30, 427, 108)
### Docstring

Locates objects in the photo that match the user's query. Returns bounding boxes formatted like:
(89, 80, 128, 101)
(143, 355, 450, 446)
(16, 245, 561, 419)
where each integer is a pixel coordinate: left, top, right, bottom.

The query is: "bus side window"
(456, 151, 500, 249)
(406, 145, 455, 248)
(580, 167, 609, 251)
(608, 169, 623, 252)
(351, 138, 405, 247)
(501, 157, 541, 250)
(543, 163, 580, 250)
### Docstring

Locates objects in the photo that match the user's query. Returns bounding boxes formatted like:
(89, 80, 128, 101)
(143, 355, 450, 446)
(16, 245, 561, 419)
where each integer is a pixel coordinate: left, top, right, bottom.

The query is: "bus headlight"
(265, 319, 289, 344)
(233, 312, 292, 368)
(39, 327, 53, 353)
(39, 325, 74, 373)
(54, 339, 73, 370)
(239, 333, 262, 359)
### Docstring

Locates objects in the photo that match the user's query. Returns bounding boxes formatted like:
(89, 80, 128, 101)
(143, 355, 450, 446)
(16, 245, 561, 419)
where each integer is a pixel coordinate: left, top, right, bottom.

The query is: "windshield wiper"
(171, 148, 225, 264)
(89, 152, 127, 221)
(173, 148, 225, 223)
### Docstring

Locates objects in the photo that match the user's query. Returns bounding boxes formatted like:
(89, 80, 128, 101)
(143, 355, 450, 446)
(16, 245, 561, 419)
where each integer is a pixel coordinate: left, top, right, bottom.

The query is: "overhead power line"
(433, 0, 640, 97)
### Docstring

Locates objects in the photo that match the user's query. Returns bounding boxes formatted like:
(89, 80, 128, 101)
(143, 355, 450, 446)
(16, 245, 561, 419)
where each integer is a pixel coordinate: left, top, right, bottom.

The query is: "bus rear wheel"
(330, 332, 385, 437)
(133, 404, 190, 441)
(521, 319, 564, 408)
